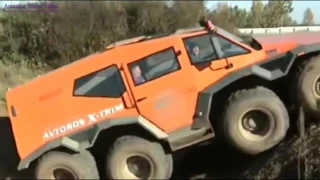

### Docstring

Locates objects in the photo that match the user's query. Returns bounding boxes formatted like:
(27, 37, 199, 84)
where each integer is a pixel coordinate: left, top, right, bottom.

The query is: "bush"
(0, 1, 209, 68)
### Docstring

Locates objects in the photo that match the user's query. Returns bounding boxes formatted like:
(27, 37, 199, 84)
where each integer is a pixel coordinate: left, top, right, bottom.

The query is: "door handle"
(137, 97, 147, 102)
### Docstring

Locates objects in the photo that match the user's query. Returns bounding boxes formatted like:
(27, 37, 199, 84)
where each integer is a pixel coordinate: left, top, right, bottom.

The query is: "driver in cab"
(131, 65, 146, 85)
(187, 43, 203, 63)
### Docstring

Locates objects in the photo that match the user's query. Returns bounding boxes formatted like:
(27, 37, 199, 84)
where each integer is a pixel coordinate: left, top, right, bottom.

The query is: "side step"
(168, 126, 214, 151)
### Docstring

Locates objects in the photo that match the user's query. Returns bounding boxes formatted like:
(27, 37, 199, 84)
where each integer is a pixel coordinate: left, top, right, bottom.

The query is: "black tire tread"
(295, 55, 320, 114)
(35, 150, 99, 179)
(221, 86, 289, 154)
(106, 135, 172, 179)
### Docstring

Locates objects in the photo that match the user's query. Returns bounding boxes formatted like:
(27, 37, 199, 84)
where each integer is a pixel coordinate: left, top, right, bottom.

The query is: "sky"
(1, 1, 319, 24)
(207, 1, 320, 24)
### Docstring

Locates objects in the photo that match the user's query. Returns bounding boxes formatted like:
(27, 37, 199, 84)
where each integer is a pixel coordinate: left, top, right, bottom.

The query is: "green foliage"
(0, 1, 303, 69)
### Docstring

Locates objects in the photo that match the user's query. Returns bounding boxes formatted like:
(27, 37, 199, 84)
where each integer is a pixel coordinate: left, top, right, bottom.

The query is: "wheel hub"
(126, 155, 153, 179)
(313, 76, 320, 97)
(52, 167, 78, 180)
(242, 118, 258, 131)
(239, 109, 273, 141)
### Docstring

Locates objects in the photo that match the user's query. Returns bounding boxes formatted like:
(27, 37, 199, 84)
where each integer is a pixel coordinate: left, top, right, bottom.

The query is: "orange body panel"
(6, 27, 306, 160)
(117, 38, 200, 132)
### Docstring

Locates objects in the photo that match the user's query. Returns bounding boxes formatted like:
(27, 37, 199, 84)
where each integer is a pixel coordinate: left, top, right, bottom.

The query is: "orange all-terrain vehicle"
(5, 20, 320, 179)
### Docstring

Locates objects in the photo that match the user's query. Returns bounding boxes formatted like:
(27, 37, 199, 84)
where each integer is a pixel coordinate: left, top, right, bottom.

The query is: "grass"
(0, 62, 47, 116)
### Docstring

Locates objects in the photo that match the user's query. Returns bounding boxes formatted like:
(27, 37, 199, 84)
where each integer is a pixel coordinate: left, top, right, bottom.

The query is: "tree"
(263, 0, 294, 27)
(232, 6, 249, 28)
(302, 8, 315, 26)
(249, 0, 265, 28)
(170, 1, 206, 29)
(123, 1, 172, 36)
(207, 2, 239, 33)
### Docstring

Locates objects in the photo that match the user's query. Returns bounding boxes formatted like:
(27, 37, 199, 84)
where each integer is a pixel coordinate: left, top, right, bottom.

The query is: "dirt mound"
(173, 121, 320, 179)
(245, 122, 320, 179)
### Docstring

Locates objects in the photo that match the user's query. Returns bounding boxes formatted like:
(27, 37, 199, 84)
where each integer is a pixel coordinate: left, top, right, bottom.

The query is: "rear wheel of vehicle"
(35, 151, 99, 179)
(296, 56, 320, 116)
(106, 136, 173, 179)
(220, 86, 289, 155)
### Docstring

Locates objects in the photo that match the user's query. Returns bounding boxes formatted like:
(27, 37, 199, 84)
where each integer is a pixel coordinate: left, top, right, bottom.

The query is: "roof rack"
(104, 20, 215, 49)
(174, 27, 205, 34)
(106, 36, 147, 49)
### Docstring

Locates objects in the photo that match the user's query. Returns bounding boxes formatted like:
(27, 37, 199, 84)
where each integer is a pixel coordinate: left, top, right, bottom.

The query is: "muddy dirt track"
(172, 121, 320, 179)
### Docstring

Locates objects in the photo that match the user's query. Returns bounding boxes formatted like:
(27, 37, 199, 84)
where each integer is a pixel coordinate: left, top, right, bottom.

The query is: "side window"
(73, 65, 125, 98)
(129, 48, 181, 86)
(216, 35, 250, 57)
(183, 34, 218, 64)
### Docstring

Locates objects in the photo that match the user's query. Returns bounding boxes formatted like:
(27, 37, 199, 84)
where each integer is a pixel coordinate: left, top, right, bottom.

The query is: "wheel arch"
(17, 116, 169, 171)
(193, 50, 298, 130)
(288, 44, 320, 74)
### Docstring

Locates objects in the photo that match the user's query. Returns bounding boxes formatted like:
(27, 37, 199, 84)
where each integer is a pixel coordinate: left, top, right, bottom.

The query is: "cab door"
(182, 32, 255, 91)
(124, 46, 198, 132)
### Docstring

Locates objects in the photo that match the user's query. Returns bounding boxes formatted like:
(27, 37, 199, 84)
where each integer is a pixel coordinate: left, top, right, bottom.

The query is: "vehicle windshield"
(216, 26, 262, 50)
(216, 26, 243, 42)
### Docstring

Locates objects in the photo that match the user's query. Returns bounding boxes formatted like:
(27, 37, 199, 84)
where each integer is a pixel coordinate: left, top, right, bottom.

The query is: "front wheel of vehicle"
(35, 150, 99, 179)
(220, 86, 289, 155)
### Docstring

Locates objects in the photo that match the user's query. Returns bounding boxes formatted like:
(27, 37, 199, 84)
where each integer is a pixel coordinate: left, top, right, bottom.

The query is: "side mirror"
(209, 60, 233, 71)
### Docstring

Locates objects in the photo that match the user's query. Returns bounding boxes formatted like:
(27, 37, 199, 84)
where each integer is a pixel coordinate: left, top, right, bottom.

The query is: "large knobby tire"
(106, 136, 173, 179)
(221, 86, 289, 155)
(297, 56, 320, 116)
(35, 150, 99, 179)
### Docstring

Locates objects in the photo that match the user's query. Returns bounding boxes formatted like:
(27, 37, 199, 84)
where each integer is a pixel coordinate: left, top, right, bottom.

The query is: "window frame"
(216, 34, 251, 58)
(183, 32, 252, 65)
(216, 26, 244, 42)
(183, 33, 219, 65)
(73, 64, 126, 98)
(127, 47, 182, 87)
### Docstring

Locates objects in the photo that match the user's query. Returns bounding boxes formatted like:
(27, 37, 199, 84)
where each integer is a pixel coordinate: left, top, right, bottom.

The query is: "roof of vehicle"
(105, 26, 207, 50)
(7, 21, 219, 90)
